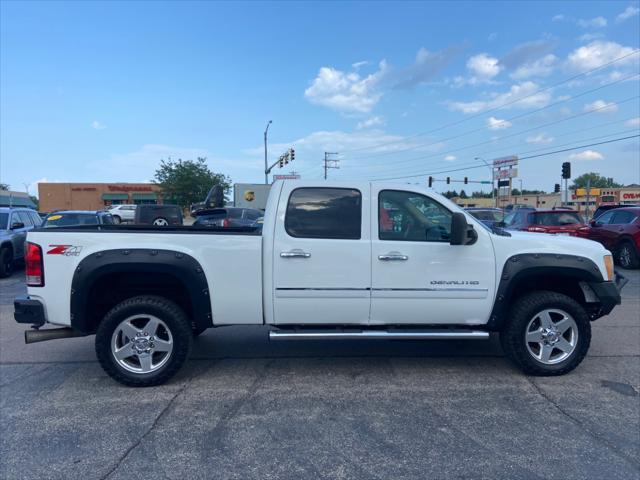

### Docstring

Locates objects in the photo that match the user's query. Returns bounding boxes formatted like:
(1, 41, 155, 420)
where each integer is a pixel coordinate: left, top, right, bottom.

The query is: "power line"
(346, 72, 639, 161)
(370, 134, 640, 181)
(341, 95, 639, 176)
(341, 49, 640, 154)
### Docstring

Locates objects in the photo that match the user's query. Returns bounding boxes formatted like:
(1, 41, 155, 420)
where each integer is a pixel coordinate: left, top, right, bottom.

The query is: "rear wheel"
(112, 215, 122, 225)
(95, 295, 192, 387)
(616, 241, 639, 269)
(501, 291, 591, 376)
(152, 217, 169, 226)
(0, 247, 13, 278)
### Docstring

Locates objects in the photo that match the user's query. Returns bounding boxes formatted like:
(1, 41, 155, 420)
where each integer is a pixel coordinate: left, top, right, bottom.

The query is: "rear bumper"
(587, 272, 626, 317)
(14, 295, 46, 327)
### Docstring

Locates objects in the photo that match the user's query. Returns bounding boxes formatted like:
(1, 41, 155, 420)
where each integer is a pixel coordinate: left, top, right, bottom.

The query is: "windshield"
(0, 213, 8, 230)
(469, 210, 502, 221)
(43, 213, 99, 227)
(503, 212, 517, 225)
(530, 212, 583, 226)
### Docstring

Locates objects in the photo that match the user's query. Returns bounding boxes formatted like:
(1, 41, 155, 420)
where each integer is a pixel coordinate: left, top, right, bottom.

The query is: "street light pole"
(475, 157, 495, 207)
(264, 120, 272, 185)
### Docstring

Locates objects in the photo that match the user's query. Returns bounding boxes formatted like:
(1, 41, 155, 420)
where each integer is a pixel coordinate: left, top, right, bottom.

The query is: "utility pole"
(585, 178, 591, 219)
(475, 156, 495, 207)
(323, 152, 340, 180)
(263, 120, 272, 184)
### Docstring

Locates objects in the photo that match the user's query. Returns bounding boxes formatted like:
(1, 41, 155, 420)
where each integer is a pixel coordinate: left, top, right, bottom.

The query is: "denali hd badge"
(431, 280, 480, 286)
(47, 245, 83, 256)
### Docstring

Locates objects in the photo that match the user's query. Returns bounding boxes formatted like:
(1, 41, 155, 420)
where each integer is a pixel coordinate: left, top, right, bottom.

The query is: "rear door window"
(16, 211, 33, 227)
(285, 188, 362, 239)
(611, 210, 636, 224)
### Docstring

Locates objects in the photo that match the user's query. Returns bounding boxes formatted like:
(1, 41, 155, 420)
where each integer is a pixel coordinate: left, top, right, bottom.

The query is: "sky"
(1, 0, 639, 196)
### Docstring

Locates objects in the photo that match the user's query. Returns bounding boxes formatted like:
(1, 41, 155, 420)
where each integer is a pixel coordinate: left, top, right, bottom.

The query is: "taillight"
(222, 218, 230, 227)
(527, 226, 548, 233)
(25, 242, 44, 287)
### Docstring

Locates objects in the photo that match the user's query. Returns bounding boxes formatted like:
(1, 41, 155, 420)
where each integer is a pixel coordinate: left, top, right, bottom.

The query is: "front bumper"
(587, 271, 627, 317)
(14, 295, 46, 327)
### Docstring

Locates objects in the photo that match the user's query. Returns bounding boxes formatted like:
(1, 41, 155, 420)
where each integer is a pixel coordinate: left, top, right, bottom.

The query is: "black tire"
(616, 240, 639, 269)
(152, 217, 169, 226)
(95, 295, 193, 387)
(0, 247, 13, 278)
(500, 291, 591, 376)
(112, 215, 121, 225)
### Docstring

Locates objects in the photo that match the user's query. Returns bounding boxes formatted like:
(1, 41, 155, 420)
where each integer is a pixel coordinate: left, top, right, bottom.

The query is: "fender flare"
(486, 253, 604, 331)
(70, 249, 212, 334)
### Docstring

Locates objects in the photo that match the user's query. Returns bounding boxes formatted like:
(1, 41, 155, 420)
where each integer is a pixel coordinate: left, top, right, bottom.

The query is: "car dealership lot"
(1, 269, 638, 480)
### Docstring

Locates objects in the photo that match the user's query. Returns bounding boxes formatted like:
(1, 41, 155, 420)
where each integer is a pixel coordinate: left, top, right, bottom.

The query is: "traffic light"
(278, 157, 284, 168)
(284, 153, 289, 165)
(428, 176, 433, 188)
(446, 177, 450, 184)
(290, 148, 295, 162)
(464, 177, 468, 184)
(562, 162, 571, 179)
(554, 183, 560, 193)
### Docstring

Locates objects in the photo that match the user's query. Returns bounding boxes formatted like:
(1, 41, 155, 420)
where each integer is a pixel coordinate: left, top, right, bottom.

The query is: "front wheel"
(616, 241, 639, 269)
(501, 291, 591, 376)
(152, 217, 169, 226)
(112, 215, 122, 225)
(95, 296, 193, 387)
(0, 247, 13, 278)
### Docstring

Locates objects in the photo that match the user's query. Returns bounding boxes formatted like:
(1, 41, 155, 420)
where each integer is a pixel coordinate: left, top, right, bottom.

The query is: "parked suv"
(592, 204, 640, 221)
(504, 209, 586, 236)
(0, 207, 42, 277)
(578, 207, 640, 269)
(193, 207, 262, 227)
(107, 204, 137, 224)
(134, 204, 183, 226)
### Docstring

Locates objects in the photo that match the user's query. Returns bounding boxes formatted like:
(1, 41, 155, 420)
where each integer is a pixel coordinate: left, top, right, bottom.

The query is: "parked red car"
(577, 207, 640, 269)
(504, 209, 586, 236)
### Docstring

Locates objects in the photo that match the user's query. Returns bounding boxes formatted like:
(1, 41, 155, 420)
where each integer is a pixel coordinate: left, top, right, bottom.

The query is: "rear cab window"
(285, 187, 362, 239)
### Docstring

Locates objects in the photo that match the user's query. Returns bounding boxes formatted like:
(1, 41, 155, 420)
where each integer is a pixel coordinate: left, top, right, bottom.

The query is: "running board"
(269, 329, 489, 341)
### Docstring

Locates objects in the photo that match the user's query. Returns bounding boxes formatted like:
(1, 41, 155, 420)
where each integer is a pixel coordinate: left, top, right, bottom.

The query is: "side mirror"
(450, 212, 476, 245)
(495, 221, 506, 228)
(10, 222, 25, 230)
(589, 219, 599, 227)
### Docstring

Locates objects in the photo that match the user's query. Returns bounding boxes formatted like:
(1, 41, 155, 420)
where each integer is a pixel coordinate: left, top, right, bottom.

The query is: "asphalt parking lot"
(1, 267, 638, 480)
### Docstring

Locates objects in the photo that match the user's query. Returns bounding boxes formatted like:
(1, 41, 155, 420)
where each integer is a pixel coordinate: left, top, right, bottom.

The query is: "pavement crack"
(526, 377, 640, 471)
(100, 378, 192, 480)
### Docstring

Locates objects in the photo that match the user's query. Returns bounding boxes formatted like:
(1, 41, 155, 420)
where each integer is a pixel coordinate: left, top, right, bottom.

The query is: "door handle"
(280, 250, 311, 258)
(378, 253, 408, 261)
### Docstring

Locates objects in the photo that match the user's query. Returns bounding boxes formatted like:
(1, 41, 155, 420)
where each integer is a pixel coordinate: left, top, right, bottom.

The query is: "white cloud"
(487, 116, 512, 130)
(584, 99, 618, 114)
(510, 54, 557, 79)
(566, 41, 637, 71)
(444, 155, 456, 162)
(578, 32, 604, 42)
(466, 53, 501, 82)
(352, 60, 369, 70)
(393, 46, 461, 89)
(28, 177, 64, 196)
(448, 81, 551, 114)
(526, 133, 554, 144)
(617, 5, 639, 22)
(356, 116, 385, 130)
(626, 117, 640, 127)
(552, 14, 564, 22)
(577, 16, 607, 28)
(569, 150, 604, 161)
(91, 120, 106, 130)
(304, 61, 389, 113)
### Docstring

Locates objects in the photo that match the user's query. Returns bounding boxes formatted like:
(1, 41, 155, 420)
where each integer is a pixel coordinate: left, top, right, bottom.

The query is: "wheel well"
(508, 273, 586, 306)
(615, 235, 637, 250)
(83, 271, 194, 333)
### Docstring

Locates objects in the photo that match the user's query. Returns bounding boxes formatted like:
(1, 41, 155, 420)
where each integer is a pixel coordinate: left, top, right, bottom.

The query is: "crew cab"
(14, 181, 625, 386)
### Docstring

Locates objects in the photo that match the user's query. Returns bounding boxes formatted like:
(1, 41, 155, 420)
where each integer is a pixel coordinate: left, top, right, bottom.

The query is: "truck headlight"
(604, 255, 614, 281)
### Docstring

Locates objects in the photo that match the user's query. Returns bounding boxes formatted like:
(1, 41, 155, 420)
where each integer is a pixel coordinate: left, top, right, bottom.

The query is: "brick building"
(38, 183, 164, 212)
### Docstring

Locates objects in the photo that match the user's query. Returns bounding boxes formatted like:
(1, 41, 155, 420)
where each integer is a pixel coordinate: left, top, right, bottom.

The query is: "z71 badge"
(47, 245, 83, 256)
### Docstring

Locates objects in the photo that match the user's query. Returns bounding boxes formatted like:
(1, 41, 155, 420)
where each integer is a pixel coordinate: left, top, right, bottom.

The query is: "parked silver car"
(0, 207, 42, 277)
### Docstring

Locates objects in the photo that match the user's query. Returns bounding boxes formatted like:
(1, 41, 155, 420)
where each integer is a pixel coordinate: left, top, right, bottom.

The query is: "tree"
(471, 191, 493, 199)
(441, 190, 459, 199)
(459, 189, 469, 199)
(154, 157, 231, 209)
(511, 188, 545, 196)
(571, 172, 622, 189)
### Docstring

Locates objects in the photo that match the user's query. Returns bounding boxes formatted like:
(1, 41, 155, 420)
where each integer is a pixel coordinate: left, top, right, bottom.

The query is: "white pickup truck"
(15, 181, 625, 386)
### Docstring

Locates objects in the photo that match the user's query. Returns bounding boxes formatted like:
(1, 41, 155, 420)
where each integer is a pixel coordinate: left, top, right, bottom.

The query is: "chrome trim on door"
(270, 330, 490, 341)
(378, 254, 408, 261)
(280, 250, 311, 258)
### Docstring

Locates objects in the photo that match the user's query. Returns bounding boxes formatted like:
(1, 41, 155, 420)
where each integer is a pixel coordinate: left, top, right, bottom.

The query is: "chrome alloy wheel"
(525, 309, 578, 365)
(111, 315, 173, 374)
(619, 245, 632, 268)
(152, 218, 169, 226)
